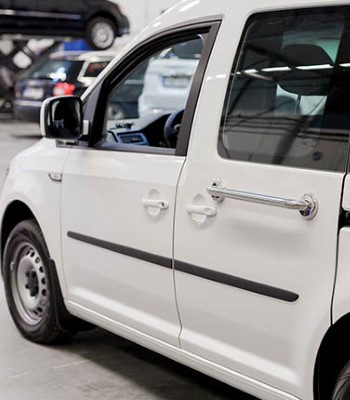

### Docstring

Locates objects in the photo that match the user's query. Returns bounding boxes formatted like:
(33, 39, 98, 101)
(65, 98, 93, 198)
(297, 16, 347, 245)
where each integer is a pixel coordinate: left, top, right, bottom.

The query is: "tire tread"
(3, 219, 74, 344)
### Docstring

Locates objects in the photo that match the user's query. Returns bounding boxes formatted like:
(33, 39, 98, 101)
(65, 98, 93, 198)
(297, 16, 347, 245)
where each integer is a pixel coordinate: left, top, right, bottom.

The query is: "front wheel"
(86, 17, 117, 50)
(3, 219, 85, 343)
(332, 361, 350, 399)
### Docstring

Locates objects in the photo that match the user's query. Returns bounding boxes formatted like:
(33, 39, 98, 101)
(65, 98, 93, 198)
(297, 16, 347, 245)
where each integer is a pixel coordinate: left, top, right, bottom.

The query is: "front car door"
(60, 23, 218, 346)
(174, 6, 350, 399)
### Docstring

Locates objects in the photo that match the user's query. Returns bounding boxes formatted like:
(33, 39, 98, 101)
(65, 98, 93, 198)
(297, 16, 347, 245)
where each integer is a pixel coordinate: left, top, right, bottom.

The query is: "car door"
(174, 7, 350, 399)
(60, 24, 218, 346)
(33, 0, 83, 33)
(34, 0, 82, 14)
(6, 0, 35, 33)
(1, 1, 11, 9)
(0, 0, 15, 29)
(11, 0, 30, 11)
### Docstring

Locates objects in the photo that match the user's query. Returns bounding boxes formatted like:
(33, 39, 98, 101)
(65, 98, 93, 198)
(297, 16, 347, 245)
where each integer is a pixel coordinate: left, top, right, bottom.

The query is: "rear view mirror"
(41, 96, 83, 140)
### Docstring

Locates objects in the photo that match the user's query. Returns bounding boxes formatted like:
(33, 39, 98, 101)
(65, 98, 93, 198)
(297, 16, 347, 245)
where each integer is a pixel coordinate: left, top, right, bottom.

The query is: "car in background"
(107, 38, 204, 120)
(14, 51, 113, 122)
(138, 38, 203, 116)
(0, 0, 129, 50)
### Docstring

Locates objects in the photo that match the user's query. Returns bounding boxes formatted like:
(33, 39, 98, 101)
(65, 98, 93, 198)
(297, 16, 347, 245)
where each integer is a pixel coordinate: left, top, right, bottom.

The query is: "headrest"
(277, 44, 333, 96)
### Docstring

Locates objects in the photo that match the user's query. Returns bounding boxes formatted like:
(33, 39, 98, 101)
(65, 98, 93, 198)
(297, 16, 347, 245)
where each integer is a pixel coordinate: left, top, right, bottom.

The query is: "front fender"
(0, 139, 71, 297)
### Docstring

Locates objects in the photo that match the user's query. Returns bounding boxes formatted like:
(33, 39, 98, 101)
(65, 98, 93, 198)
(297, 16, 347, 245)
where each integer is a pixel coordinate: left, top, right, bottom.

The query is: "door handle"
(186, 204, 217, 217)
(142, 199, 169, 210)
(207, 181, 318, 220)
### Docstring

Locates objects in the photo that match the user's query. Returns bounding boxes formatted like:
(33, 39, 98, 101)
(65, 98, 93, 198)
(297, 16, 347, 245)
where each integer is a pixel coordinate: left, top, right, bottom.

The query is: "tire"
(332, 361, 350, 399)
(3, 219, 87, 344)
(86, 17, 117, 50)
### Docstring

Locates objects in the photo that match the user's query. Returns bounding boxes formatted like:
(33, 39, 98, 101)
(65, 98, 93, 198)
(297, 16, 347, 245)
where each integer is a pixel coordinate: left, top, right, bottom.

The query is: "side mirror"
(40, 96, 83, 140)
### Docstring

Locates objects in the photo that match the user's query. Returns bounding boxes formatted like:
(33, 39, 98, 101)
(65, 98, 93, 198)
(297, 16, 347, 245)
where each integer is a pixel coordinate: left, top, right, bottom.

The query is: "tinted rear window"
(83, 61, 110, 78)
(28, 60, 82, 81)
(218, 9, 350, 172)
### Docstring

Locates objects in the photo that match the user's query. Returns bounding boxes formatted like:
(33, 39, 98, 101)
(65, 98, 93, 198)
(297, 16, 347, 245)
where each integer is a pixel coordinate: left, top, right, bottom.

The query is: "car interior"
(97, 37, 204, 154)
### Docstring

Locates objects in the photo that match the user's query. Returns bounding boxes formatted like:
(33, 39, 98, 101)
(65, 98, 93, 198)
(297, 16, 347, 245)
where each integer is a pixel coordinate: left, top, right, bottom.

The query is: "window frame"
(82, 20, 221, 156)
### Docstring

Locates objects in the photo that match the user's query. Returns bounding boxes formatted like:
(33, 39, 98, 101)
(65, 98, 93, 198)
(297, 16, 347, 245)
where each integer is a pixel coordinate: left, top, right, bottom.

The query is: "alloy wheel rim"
(91, 22, 114, 49)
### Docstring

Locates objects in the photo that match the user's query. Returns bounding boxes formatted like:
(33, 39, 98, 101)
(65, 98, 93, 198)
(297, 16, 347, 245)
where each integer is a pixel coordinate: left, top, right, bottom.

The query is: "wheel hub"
(25, 270, 39, 297)
(92, 22, 114, 48)
(10, 244, 49, 325)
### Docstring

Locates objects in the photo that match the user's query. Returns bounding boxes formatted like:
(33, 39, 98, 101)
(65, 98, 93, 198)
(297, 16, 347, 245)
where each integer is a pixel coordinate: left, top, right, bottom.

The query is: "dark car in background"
(14, 51, 113, 122)
(0, 0, 129, 50)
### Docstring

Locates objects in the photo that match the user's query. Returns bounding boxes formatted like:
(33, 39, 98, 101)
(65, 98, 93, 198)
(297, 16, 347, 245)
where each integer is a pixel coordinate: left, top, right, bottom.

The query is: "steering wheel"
(163, 109, 184, 148)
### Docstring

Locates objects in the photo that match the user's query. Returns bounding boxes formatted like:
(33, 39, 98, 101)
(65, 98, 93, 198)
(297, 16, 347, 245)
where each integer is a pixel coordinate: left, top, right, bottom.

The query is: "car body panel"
(65, 300, 301, 400)
(0, 139, 71, 296)
(168, 7, 344, 398)
(332, 177, 350, 324)
(60, 148, 185, 346)
(2, 1, 350, 400)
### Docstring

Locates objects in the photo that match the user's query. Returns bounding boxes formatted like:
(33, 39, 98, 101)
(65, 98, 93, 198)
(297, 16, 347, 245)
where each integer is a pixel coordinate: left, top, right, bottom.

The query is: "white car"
(1, 1, 350, 400)
(138, 39, 203, 116)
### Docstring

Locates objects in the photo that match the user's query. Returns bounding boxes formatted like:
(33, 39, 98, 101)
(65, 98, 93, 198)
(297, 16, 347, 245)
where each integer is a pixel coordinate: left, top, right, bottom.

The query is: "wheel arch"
(314, 313, 350, 399)
(1, 212, 93, 335)
(1, 200, 36, 274)
(86, 11, 119, 30)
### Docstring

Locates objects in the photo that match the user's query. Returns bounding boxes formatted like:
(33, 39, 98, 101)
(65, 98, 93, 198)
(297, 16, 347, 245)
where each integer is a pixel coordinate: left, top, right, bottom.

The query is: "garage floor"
(0, 118, 255, 400)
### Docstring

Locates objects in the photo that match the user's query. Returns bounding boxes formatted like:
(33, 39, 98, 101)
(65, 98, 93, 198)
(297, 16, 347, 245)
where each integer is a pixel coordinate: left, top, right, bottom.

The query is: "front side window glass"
(219, 11, 349, 172)
(103, 36, 204, 151)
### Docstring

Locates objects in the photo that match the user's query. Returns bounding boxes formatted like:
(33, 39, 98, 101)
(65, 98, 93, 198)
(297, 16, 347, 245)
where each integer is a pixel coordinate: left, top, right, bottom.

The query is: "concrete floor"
(0, 118, 256, 400)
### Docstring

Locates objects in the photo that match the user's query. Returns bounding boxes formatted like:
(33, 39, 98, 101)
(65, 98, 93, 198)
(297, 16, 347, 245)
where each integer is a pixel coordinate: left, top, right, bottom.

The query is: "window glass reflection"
(219, 12, 349, 172)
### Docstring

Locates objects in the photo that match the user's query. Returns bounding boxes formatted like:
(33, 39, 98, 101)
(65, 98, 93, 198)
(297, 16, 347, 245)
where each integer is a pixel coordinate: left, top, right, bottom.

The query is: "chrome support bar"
(207, 181, 318, 220)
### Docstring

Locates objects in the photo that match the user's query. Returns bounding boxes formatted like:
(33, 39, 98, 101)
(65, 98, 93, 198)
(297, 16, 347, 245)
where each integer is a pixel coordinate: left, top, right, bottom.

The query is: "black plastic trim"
(176, 22, 221, 156)
(67, 231, 172, 269)
(67, 231, 299, 302)
(48, 258, 92, 332)
(175, 260, 299, 303)
(0, 10, 81, 20)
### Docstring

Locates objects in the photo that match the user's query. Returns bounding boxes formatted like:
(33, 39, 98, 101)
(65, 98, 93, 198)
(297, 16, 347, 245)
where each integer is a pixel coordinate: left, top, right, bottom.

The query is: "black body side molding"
(68, 231, 299, 303)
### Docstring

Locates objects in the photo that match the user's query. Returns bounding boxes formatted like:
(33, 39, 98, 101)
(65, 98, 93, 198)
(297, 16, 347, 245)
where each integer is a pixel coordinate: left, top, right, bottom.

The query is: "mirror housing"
(40, 96, 83, 140)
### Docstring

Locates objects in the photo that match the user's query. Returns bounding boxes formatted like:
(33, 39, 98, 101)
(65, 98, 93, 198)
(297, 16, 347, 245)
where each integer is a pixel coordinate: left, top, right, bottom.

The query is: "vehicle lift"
(0, 39, 61, 114)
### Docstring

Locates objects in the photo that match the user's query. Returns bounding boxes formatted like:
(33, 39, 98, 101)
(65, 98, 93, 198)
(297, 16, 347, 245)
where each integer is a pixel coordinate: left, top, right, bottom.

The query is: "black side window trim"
(85, 20, 221, 156)
(176, 22, 220, 156)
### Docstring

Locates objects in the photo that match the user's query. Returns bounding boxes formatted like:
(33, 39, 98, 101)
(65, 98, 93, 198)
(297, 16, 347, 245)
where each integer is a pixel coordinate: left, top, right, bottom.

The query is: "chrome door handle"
(207, 181, 318, 219)
(142, 199, 169, 210)
(186, 204, 217, 217)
